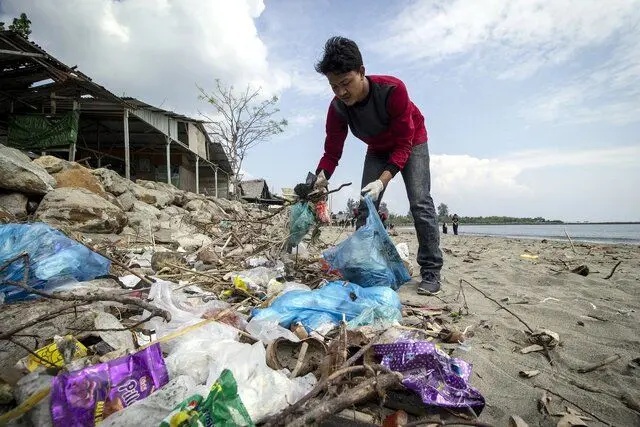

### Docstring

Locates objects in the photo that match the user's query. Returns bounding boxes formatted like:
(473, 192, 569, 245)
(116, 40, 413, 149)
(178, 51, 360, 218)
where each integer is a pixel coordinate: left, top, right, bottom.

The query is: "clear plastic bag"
(245, 318, 300, 344)
(323, 197, 410, 289)
(0, 223, 110, 302)
(288, 202, 315, 246)
(252, 281, 402, 333)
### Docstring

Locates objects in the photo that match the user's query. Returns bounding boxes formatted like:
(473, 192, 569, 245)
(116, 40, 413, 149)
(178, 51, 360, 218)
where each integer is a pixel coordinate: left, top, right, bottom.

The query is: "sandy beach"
(321, 227, 640, 426)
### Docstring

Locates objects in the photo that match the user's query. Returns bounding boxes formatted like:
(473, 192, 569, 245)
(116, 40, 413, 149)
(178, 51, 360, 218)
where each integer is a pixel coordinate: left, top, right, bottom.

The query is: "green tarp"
(7, 110, 80, 150)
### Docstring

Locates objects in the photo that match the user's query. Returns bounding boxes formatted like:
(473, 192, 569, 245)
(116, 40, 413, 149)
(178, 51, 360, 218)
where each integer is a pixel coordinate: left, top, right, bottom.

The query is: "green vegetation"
(0, 13, 32, 39)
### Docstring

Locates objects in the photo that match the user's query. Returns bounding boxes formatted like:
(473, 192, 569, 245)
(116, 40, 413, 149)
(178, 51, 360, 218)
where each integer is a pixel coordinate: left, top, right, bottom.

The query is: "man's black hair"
(314, 36, 363, 75)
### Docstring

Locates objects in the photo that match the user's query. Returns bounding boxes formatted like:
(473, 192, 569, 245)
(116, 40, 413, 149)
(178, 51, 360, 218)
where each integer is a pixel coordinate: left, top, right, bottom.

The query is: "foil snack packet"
(51, 343, 169, 426)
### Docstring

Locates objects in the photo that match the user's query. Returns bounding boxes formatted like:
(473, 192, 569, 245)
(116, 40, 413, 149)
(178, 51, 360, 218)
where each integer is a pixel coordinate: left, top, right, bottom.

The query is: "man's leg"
(356, 153, 388, 229)
(401, 143, 443, 293)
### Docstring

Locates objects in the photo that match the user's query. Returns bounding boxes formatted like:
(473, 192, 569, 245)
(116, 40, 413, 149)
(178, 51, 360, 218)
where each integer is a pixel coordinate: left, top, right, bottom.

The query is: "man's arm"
(317, 102, 348, 179)
(379, 80, 415, 186)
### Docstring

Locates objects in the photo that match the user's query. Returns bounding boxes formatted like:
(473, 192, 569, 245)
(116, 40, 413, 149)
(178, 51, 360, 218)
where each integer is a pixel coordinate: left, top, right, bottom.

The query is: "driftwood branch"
(564, 229, 577, 254)
(577, 354, 621, 373)
(604, 261, 622, 280)
(536, 386, 612, 426)
(285, 371, 403, 427)
(462, 279, 533, 333)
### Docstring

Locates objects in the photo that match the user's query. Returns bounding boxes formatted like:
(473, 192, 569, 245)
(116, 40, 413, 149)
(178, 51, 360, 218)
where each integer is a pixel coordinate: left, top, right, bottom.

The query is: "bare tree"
(199, 80, 287, 197)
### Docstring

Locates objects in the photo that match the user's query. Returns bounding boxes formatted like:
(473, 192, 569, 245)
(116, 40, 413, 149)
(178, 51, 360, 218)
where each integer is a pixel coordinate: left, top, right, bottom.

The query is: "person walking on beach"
(452, 214, 459, 235)
(442, 222, 448, 234)
(308, 36, 444, 296)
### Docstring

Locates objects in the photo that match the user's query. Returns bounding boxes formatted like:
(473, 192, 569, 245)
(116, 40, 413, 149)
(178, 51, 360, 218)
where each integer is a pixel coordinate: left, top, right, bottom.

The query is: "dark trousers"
(453, 224, 459, 235)
(356, 143, 443, 274)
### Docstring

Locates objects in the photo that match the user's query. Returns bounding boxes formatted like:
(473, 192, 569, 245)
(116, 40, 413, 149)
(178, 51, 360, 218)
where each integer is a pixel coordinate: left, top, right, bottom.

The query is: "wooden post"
(195, 156, 200, 194)
(214, 166, 219, 198)
(166, 136, 171, 185)
(124, 109, 130, 180)
(69, 100, 78, 162)
(96, 121, 101, 168)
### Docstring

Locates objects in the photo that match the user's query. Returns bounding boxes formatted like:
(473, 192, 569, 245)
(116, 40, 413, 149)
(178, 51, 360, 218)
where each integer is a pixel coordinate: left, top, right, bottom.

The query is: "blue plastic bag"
(251, 281, 401, 333)
(0, 223, 111, 303)
(323, 196, 410, 290)
(288, 202, 315, 246)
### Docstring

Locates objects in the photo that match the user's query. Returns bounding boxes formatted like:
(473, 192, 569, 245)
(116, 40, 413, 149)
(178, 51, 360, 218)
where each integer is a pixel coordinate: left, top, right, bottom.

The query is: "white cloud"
(377, 145, 640, 221)
(0, 0, 291, 115)
(376, 0, 639, 79)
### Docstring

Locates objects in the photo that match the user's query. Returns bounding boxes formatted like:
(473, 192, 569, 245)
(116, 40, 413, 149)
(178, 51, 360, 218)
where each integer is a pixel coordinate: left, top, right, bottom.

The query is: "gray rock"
(184, 198, 208, 212)
(36, 187, 127, 233)
(151, 251, 185, 271)
(117, 191, 136, 212)
(132, 200, 162, 218)
(153, 228, 175, 244)
(0, 192, 28, 218)
(126, 211, 161, 231)
(32, 155, 72, 174)
(131, 183, 173, 208)
(162, 205, 188, 217)
(176, 233, 213, 251)
(0, 144, 56, 194)
(92, 168, 132, 196)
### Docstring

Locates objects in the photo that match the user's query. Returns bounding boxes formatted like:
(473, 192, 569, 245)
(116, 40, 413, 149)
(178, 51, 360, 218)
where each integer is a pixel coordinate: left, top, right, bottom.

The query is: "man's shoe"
(417, 271, 441, 296)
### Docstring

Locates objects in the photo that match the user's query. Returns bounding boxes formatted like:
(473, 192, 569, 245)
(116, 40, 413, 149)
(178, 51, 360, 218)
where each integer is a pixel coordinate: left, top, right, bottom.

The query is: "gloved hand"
(314, 170, 329, 193)
(361, 179, 384, 201)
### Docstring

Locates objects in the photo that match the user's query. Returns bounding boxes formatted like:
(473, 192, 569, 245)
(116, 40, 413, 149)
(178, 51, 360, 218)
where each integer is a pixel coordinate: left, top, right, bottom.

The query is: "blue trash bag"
(288, 202, 315, 246)
(323, 196, 410, 289)
(251, 280, 401, 333)
(0, 223, 111, 303)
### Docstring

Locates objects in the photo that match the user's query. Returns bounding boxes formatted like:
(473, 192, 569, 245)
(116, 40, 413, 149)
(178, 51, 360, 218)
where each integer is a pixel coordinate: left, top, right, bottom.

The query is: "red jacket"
(317, 75, 428, 177)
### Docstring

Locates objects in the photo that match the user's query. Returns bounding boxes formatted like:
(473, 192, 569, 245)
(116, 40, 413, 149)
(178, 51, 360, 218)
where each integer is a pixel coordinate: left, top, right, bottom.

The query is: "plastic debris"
(347, 306, 403, 330)
(245, 318, 300, 344)
(225, 264, 285, 296)
(50, 343, 169, 426)
(0, 223, 110, 302)
(374, 340, 485, 412)
(323, 196, 410, 289)
(266, 280, 311, 297)
(17, 335, 87, 372)
(252, 280, 402, 334)
(288, 202, 315, 247)
(159, 369, 254, 427)
(314, 200, 331, 224)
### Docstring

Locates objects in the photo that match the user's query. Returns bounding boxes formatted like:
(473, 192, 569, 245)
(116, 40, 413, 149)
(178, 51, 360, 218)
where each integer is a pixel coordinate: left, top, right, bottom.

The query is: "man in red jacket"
(312, 37, 443, 295)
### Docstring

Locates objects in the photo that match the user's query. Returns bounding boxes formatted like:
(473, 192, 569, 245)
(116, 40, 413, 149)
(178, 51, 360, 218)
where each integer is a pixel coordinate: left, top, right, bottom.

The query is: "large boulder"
(92, 168, 132, 196)
(52, 165, 108, 198)
(36, 187, 127, 233)
(0, 192, 28, 218)
(0, 144, 56, 194)
(32, 155, 72, 174)
(117, 191, 135, 212)
(131, 183, 173, 208)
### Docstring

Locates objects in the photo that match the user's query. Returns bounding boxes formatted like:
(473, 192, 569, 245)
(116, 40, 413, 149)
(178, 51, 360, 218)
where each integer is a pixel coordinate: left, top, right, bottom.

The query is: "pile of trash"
(0, 146, 485, 426)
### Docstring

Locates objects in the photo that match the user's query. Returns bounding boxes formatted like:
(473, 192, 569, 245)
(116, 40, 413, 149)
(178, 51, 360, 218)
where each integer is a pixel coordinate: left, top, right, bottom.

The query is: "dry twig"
(604, 261, 623, 280)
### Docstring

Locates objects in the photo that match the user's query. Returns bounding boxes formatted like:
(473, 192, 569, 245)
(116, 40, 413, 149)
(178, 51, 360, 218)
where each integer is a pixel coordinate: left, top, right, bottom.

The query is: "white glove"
(361, 179, 384, 201)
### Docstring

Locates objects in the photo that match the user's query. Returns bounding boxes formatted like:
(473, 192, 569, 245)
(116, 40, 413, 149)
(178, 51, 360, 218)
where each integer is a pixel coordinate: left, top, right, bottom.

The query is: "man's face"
(326, 69, 365, 106)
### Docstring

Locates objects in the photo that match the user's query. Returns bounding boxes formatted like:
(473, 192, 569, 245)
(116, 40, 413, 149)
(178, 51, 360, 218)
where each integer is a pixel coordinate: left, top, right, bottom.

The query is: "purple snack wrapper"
(50, 343, 169, 427)
(374, 340, 485, 413)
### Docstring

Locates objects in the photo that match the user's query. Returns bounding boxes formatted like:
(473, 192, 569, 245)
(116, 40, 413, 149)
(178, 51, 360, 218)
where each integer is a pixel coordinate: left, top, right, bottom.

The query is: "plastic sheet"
(252, 281, 402, 333)
(374, 340, 485, 413)
(50, 344, 170, 426)
(164, 336, 315, 423)
(288, 202, 315, 246)
(245, 318, 300, 344)
(0, 223, 111, 302)
(347, 306, 402, 330)
(323, 197, 410, 289)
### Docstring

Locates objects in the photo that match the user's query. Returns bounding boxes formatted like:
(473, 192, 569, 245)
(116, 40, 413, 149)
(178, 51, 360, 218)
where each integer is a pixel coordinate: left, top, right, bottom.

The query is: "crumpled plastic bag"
(347, 306, 402, 331)
(143, 280, 238, 352)
(374, 340, 485, 413)
(288, 202, 315, 246)
(245, 318, 300, 344)
(225, 264, 285, 295)
(252, 281, 402, 334)
(323, 197, 410, 289)
(164, 333, 315, 423)
(0, 223, 110, 302)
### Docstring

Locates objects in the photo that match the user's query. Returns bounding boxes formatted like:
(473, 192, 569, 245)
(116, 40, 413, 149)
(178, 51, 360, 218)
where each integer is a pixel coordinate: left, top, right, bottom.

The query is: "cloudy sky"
(2, 0, 639, 221)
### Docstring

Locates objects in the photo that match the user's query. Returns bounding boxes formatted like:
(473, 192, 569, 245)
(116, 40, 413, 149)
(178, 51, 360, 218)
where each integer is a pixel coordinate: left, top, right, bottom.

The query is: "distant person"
(352, 207, 359, 228)
(442, 222, 448, 234)
(452, 214, 459, 235)
(307, 36, 443, 295)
